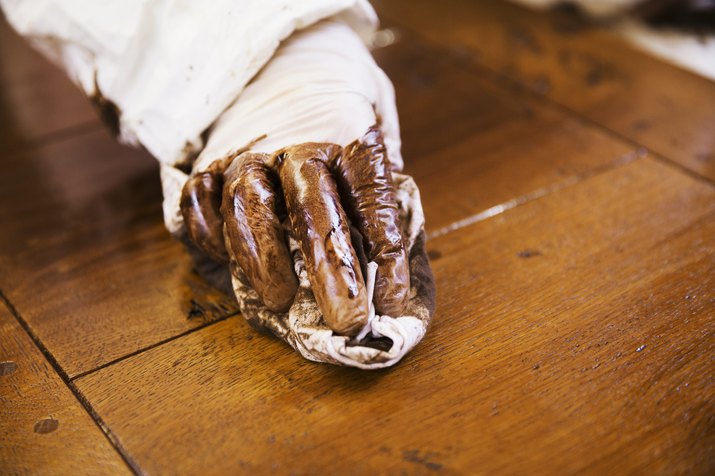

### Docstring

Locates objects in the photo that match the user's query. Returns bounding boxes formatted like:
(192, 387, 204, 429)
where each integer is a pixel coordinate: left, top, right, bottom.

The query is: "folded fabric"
(1, 0, 377, 165)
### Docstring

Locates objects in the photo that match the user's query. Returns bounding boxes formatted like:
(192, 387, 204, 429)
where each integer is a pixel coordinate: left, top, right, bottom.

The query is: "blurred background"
(512, 0, 715, 79)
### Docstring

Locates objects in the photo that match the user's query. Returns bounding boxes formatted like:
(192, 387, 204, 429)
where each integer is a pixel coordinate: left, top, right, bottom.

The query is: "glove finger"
(221, 152, 298, 313)
(330, 126, 410, 316)
(180, 168, 229, 262)
(278, 143, 368, 336)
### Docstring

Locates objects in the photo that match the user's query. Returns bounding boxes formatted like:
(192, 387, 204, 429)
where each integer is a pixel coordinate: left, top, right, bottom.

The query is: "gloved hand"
(179, 20, 409, 336)
(2, 0, 435, 367)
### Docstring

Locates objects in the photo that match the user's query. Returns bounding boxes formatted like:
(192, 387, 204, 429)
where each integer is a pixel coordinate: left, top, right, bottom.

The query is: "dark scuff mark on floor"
(518, 248, 542, 258)
(33, 417, 59, 434)
(403, 449, 444, 471)
(186, 299, 205, 319)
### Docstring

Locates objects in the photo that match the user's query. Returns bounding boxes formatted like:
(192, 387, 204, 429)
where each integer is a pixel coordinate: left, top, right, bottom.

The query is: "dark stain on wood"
(632, 120, 651, 132)
(508, 25, 543, 55)
(90, 75, 121, 137)
(517, 248, 542, 258)
(0, 361, 17, 376)
(186, 299, 205, 319)
(550, 4, 593, 36)
(403, 449, 443, 471)
(427, 249, 442, 261)
(33, 418, 59, 434)
(532, 75, 552, 94)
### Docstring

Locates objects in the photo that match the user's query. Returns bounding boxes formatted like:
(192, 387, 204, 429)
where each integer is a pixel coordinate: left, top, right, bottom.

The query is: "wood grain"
(373, 0, 715, 182)
(75, 158, 715, 475)
(0, 16, 99, 151)
(376, 31, 638, 232)
(0, 25, 637, 378)
(0, 300, 129, 474)
(2, 1, 714, 473)
(0, 128, 238, 378)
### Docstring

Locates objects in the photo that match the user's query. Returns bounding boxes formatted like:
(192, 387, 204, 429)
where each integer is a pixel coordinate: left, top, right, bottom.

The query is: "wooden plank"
(375, 31, 637, 232)
(0, 300, 130, 474)
(373, 0, 715, 182)
(74, 158, 715, 474)
(0, 16, 99, 151)
(0, 30, 634, 378)
(0, 128, 238, 378)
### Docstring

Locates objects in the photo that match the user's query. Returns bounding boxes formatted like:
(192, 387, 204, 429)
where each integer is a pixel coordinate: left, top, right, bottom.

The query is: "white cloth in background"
(195, 20, 403, 171)
(508, 0, 715, 81)
(161, 19, 402, 236)
(508, 0, 645, 17)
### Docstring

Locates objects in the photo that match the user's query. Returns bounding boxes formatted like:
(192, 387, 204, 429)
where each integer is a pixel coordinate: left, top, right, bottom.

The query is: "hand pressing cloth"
(1, 0, 435, 368)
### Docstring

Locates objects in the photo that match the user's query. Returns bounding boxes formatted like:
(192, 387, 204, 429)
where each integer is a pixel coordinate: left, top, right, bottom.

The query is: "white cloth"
(0, 0, 378, 165)
(195, 20, 402, 172)
(162, 19, 403, 236)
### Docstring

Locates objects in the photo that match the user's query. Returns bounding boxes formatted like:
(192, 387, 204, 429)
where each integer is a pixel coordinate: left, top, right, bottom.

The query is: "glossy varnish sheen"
(1, 1, 713, 474)
(279, 143, 368, 335)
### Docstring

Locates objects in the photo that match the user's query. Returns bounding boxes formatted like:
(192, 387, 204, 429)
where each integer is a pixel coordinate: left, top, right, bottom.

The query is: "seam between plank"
(70, 312, 240, 381)
(0, 121, 102, 156)
(0, 289, 143, 476)
(427, 145, 645, 240)
(379, 12, 715, 190)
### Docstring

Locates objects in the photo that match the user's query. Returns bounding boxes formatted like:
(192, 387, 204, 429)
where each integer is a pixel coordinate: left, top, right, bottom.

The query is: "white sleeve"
(162, 19, 403, 237)
(193, 19, 402, 171)
(0, 0, 378, 166)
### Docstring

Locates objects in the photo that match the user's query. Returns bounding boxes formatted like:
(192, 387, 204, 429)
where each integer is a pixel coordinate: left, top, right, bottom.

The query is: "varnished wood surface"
(0, 25, 639, 379)
(74, 157, 715, 475)
(376, 33, 638, 232)
(0, 129, 238, 377)
(373, 0, 715, 182)
(0, 21, 98, 151)
(0, 300, 130, 474)
(1, 1, 714, 474)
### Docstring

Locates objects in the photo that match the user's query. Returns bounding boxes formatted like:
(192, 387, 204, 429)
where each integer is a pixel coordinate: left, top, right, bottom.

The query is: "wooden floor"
(1, 1, 713, 474)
